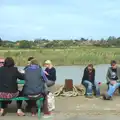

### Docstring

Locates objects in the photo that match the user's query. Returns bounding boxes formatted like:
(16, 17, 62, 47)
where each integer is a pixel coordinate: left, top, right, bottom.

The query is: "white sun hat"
(44, 60, 52, 64)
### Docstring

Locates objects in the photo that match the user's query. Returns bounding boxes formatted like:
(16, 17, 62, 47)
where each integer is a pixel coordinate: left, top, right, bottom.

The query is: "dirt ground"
(1, 85, 120, 120)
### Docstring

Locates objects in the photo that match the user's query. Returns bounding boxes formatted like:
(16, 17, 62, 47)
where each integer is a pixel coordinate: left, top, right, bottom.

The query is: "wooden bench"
(0, 97, 44, 119)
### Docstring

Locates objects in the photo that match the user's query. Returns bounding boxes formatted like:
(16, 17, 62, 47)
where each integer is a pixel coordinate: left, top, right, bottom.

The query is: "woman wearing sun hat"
(44, 60, 56, 92)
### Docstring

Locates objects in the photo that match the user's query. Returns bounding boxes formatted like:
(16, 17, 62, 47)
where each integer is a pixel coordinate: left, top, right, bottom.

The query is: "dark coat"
(0, 66, 24, 93)
(23, 65, 47, 95)
(81, 67, 95, 84)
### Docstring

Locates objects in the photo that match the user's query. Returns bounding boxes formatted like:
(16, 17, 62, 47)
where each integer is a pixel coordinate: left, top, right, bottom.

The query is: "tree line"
(0, 36, 120, 49)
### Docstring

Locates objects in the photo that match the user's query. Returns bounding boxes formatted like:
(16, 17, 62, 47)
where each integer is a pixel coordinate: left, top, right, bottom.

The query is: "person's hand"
(19, 69, 25, 74)
(110, 81, 116, 85)
(44, 71, 49, 75)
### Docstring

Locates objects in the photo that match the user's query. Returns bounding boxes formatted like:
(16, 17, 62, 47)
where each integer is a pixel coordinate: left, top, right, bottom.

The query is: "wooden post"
(65, 79, 73, 92)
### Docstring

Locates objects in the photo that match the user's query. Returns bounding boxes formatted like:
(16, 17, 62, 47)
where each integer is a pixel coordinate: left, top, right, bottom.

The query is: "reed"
(0, 47, 120, 66)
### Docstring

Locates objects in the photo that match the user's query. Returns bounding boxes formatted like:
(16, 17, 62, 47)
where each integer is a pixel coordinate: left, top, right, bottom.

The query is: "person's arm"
(41, 69, 48, 81)
(81, 69, 86, 84)
(117, 67, 120, 82)
(106, 68, 111, 84)
(93, 69, 95, 84)
(16, 68, 25, 80)
(48, 68, 56, 81)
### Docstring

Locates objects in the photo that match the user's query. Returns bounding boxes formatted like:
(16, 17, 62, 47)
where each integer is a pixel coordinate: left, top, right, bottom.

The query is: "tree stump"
(65, 79, 73, 92)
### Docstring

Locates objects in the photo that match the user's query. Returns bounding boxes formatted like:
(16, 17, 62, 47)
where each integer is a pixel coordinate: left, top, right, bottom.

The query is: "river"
(19, 64, 110, 84)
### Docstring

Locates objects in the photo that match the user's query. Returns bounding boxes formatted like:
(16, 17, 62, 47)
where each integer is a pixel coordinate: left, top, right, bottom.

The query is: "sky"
(0, 0, 120, 41)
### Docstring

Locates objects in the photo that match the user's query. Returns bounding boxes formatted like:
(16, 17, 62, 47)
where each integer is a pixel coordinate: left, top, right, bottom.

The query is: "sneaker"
(0, 109, 5, 116)
(17, 109, 25, 116)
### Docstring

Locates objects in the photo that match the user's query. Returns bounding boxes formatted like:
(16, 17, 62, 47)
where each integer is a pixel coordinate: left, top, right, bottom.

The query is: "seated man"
(81, 64, 100, 98)
(23, 59, 50, 117)
(103, 60, 120, 100)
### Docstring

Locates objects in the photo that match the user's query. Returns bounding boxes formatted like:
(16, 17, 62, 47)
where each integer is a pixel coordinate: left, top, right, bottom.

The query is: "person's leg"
(103, 83, 120, 100)
(30, 100, 37, 116)
(0, 101, 8, 116)
(42, 95, 50, 115)
(82, 82, 88, 95)
(94, 82, 100, 97)
(16, 91, 25, 116)
(82, 80, 93, 96)
(46, 80, 55, 87)
(46, 80, 55, 93)
(107, 83, 120, 97)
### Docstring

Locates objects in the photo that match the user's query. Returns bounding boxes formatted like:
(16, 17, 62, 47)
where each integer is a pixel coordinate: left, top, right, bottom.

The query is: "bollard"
(65, 79, 73, 92)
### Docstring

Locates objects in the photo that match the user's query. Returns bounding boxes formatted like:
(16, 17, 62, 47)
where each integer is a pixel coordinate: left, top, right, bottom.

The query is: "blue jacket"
(23, 65, 47, 95)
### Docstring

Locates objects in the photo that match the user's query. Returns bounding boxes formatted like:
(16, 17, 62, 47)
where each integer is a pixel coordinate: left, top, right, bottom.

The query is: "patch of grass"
(0, 47, 120, 66)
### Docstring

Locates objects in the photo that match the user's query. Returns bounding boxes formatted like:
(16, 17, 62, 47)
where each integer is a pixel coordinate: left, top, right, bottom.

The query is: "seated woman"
(81, 64, 100, 98)
(103, 60, 120, 100)
(0, 57, 25, 116)
(23, 59, 50, 116)
(44, 60, 56, 93)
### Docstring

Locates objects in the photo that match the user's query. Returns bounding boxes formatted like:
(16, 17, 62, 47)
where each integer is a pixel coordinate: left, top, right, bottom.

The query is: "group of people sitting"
(0, 56, 119, 116)
(0, 57, 56, 117)
(81, 60, 120, 100)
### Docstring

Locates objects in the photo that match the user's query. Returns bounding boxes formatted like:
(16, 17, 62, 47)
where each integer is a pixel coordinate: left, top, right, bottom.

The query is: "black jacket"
(0, 66, 24, 93)
(81, 67, 95, 84)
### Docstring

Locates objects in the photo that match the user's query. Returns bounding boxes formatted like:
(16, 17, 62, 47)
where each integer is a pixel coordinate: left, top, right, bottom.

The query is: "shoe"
(96, 95, 101, 98)
(17, 109, 25, 116)
(0, 109, 5, 116)
(102, 94, 112, 100)
(43, 112, 52, 118)
(32, 113, 36, 117)
(85, 95, 93, 98)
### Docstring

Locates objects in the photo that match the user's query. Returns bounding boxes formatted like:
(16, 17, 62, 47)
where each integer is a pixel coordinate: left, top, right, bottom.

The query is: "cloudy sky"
(0, 0, 120, 40)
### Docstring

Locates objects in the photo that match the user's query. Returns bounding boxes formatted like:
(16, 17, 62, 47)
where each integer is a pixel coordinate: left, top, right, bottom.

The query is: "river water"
(19, 64, 110, 84)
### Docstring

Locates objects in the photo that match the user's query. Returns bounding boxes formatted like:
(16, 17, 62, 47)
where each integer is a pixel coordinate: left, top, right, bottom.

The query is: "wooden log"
(65, 79, 73, 92)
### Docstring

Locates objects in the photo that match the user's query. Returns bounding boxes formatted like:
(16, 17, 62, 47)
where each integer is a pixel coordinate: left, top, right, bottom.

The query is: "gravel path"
(1, 96, 120, 120)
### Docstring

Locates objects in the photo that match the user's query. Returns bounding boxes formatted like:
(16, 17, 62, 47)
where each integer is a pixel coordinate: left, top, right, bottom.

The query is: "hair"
(4, 57, 15, 67)
(111, 60, 117, 65)
(28, 57, 34, 62)
(30, 59, 38, 65)
(88, 64, 93, 68)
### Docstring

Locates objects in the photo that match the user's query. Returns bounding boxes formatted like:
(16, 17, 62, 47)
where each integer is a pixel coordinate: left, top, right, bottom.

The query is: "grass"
(1, 46, 120, 66)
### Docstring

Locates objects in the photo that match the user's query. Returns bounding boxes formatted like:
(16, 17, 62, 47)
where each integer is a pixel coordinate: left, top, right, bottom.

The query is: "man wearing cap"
(103, 60, 120, 100)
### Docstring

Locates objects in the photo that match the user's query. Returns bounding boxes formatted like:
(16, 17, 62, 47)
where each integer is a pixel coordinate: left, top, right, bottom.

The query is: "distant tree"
(0, 38, 3, 46)
(19, 40, 32, 48)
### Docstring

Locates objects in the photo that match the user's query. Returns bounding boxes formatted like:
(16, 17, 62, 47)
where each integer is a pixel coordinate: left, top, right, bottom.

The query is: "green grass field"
(0, 46, 120, 66)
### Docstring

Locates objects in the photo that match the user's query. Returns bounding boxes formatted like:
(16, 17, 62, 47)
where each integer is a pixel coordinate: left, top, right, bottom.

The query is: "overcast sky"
(0, 0, 120, 40)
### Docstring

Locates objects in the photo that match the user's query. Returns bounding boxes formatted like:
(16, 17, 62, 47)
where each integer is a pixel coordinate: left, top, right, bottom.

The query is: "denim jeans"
(83, 80, 100, 96)
(107, 82, 120, 97)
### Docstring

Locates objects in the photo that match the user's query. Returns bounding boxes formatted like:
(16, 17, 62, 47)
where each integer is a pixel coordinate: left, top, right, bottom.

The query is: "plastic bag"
(47, 92, 55, 111)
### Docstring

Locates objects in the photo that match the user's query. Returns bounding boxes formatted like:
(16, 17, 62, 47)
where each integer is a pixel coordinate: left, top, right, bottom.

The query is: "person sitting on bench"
(81, 64, 100, 98)
(44, 60, 56, 93)
(0, 57, 25, 116)
(103, 60, 120, 100)
(23, 59, 50, 117)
